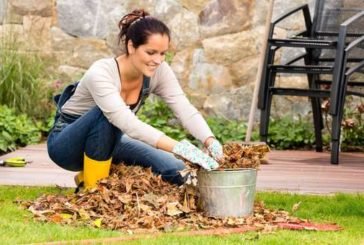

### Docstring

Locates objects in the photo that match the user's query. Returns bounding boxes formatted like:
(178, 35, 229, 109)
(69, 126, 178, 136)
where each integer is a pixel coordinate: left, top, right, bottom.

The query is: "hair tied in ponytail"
(118, 9, 170, 55)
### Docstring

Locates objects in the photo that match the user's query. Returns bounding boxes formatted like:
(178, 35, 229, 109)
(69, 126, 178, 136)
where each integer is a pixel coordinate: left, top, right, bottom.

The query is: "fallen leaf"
(49, 214, 63, 223)
(78, 209, 90, 220)
(60, 213, 73, 220)
(93, 218, 102, 228)
(166, 202, 183, 216)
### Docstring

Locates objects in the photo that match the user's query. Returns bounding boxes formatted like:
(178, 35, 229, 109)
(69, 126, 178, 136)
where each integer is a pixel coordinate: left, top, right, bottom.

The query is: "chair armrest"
(346, 60, 364, 77)
(345, 35, 364, 77)
(270, 4, 312, 39)
(338, 11, 364, 40)
(272, 4, 311, 26)
(341, 11, 364, 29)
(346, 35, 364, 53)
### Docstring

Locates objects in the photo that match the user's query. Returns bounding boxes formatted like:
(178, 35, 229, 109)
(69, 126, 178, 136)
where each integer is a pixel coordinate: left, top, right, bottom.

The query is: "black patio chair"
(257, 0, 364, 164)
(331, 34, 364, 163)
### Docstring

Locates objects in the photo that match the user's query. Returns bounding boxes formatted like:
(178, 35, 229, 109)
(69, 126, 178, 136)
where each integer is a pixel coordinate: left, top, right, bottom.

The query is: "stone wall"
(0, 0, 316, 120)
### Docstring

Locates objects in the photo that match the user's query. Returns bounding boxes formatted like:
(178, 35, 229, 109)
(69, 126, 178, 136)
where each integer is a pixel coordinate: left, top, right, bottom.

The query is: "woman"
(47, 9, 223, 190)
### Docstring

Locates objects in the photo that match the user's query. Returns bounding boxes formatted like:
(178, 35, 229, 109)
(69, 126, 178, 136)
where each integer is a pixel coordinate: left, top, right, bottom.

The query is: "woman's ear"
(127, 40, 135, 54)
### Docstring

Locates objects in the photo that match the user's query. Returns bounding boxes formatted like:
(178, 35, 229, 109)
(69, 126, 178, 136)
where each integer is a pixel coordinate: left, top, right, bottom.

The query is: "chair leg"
(330, 93, 345, 165)
(259, 65, 277, 143)
(311, 97, 323, 152)
(330, 109, 345, 164)
(331, 140, 340, 164)
(258, 45, 275, 110)
(259, 92, 273, 142)
(307, 73, 323, 152)
(331, 113, 341, 165)
(259, 71, 276, 143)
(330, 73, 349, 165)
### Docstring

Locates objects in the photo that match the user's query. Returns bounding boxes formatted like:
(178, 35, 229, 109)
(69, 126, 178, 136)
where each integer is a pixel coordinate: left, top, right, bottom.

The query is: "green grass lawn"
(0, 186, 363, 245)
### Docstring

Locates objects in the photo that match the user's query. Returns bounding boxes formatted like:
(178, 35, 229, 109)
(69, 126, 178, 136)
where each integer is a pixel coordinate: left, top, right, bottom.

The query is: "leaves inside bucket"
(220, 142, 270, 169)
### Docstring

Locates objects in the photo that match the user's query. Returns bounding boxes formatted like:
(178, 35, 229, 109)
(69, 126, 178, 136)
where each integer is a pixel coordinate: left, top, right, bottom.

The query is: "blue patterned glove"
(207, 139, 224, 162)
(173, 140, 219, 170)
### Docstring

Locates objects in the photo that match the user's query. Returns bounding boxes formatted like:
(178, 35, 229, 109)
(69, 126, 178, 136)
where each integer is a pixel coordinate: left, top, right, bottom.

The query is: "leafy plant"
(341, 100, 364, 151)
(321, 96, 364, 151)
(138, 98, 258, 146)
(206, 117, 250, 144)
(0, 31, 53, 119)
(0, 105, 41, 153)
(267, 116, 316, 149)
(138, 97, 191, 142)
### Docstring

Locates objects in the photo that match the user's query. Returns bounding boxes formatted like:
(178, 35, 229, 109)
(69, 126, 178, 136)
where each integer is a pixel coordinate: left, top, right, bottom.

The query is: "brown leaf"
(143, 193, 159, 208)
(166, 202, 183, 216)
(49, 213, 63, 223)
(125, 179, 133, 193)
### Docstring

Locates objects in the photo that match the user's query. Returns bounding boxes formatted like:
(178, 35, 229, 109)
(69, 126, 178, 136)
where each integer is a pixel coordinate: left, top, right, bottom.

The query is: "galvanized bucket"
(198, 168, 257, 217)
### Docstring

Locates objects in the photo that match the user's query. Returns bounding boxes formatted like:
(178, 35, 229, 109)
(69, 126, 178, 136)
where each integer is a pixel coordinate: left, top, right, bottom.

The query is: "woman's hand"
(204, 137, 224, 162)
(172, 140, 219, 170)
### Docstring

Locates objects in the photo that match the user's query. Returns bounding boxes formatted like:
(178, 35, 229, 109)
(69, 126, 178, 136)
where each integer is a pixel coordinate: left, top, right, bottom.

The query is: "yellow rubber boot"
(83, 153, 112, 189)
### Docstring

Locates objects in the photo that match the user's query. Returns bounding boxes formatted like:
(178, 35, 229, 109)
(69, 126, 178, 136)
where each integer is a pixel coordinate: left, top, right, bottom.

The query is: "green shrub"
(206, 117, 250, 144)
(267, 116, 316, 149)
(341, 102, 364, 151)
(138, 97, 191, 142)
(0, 34, 53, 119)
(138, 98, 253, 145)
(0, 105, 41, 153)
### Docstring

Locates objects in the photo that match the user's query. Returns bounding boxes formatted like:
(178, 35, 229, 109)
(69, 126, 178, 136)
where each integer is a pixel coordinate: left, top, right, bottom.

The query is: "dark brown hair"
(118, 9, 171, 55)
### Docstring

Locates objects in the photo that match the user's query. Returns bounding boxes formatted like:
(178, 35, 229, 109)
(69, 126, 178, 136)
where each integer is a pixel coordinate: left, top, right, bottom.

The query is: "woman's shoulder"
(152, 61, 174, 80)
(156, 61, 171, 72)
(89, 57, 116, 71)
(81, 57, 119, 84)
(84, 58, 118, 77)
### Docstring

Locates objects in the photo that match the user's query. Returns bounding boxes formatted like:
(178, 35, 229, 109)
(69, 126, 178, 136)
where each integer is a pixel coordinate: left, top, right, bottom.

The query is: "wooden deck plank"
(0, 144, 363, 193)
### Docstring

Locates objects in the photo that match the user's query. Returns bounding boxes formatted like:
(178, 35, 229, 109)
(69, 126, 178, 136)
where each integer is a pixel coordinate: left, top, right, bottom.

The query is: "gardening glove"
(172, 140, 219, 170)
(206, 138, 224, 162)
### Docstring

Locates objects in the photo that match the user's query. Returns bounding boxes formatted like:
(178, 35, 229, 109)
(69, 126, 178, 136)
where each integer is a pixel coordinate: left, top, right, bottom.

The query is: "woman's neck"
(117, 55, 142, 83)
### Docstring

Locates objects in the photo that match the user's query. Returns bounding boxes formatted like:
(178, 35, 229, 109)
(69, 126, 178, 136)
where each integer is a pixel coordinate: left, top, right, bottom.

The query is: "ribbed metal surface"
(198, 169, 257, 217)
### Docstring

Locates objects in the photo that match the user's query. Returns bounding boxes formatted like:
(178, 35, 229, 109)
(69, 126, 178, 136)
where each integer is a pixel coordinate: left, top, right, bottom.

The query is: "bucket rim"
(199, 168, 257, 174)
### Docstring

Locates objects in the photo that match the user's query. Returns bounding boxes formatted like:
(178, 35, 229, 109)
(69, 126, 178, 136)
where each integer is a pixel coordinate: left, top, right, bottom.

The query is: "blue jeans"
(47, 107, 186, 185)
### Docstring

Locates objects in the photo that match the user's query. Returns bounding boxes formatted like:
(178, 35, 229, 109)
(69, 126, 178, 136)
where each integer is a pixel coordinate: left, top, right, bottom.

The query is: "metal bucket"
(198, 168, 257, 217)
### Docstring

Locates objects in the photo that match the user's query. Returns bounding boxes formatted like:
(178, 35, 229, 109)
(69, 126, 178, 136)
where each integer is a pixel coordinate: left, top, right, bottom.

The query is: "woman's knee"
(84, 107, 121, 160)
(47, 142, 83, 171)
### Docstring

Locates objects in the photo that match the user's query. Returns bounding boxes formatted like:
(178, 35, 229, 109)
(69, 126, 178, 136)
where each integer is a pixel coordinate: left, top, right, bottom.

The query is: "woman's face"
(129, 33, 169, 77)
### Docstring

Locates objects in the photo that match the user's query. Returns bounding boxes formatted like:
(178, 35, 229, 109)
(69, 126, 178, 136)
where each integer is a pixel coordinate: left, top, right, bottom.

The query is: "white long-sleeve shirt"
(61, 57, 214, 147)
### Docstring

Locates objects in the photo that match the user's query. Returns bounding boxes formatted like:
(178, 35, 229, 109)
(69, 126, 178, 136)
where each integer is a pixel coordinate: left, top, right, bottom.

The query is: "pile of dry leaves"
(19, 142, 339, 233)
(21, 165, 302, 233)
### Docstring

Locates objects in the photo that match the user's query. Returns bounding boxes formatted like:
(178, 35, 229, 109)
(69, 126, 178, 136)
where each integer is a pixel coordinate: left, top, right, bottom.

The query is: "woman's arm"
(151, 62, 215, 144)
(156, 135, 178, 152)
(151, 63, 223, 162)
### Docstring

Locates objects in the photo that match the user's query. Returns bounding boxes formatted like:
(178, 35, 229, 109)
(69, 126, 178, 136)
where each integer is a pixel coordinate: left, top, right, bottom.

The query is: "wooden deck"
(258, 150, 364, 194)
(0, 144, 363, 194)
